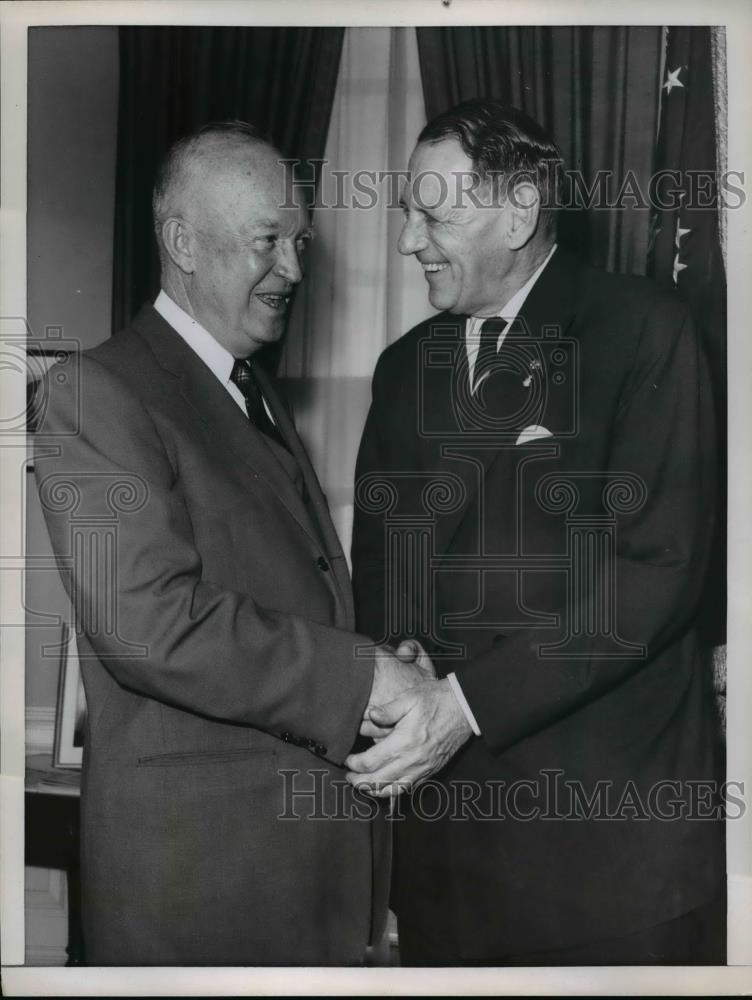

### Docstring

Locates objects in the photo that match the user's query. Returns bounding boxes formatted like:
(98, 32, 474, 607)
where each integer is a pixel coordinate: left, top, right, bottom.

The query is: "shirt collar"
(467, 242, 558, 336)
(154, 290, 235, 386)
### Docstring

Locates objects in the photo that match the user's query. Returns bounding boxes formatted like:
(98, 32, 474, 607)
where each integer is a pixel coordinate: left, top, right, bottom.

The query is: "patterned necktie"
(472, 318, 508, 393)
(230, 359, 288, 451)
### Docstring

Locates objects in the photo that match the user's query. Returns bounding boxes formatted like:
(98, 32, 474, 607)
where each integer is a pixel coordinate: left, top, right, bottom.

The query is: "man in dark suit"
(34, 122, 426, 966)
(348, 100, 725, 965)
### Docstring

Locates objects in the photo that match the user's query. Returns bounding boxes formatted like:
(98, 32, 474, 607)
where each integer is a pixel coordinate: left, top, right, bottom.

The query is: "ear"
(160, 217, 198, 275)
(505, 180, 541, 249)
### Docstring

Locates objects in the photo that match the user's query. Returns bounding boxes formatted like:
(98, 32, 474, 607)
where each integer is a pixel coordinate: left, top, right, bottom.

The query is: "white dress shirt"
(154, 290, 276, 422)
(448, 243, 558, 736)
(465, 243, 558, 393)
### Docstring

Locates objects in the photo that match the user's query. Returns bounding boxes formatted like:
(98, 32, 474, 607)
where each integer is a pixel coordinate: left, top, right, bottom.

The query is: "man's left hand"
(344, 679, 473, 796)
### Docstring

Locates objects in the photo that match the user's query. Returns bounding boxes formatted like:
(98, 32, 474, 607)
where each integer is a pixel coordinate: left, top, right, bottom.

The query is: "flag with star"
(648, 26, 726, 644)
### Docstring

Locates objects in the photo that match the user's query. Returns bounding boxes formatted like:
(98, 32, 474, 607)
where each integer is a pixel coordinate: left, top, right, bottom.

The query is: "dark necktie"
(473, 318, 508, 393)
(230, 359, 288, 451)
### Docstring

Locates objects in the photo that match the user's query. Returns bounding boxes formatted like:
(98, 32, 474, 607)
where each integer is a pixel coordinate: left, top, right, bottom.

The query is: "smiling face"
(181, 146, 311, 358)
(399, 138, 518, 317)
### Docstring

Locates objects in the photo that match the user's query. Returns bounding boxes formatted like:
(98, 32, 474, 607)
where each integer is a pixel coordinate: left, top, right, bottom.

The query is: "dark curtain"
(112, 26, 344, 338)
(416, 26, 663, 274)
(648, 27, 727, 645)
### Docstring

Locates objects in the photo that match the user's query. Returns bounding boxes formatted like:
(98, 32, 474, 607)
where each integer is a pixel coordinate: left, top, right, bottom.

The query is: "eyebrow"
(243, 220, 313, 238)
(399, 197, 440, 219)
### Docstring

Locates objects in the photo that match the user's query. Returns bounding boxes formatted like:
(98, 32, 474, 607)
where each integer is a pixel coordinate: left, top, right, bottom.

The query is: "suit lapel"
(132, 307, 325, 553)
(254, 365, 355, 626)
(427, 248, 583, 556)
(416, 312, 487, 557)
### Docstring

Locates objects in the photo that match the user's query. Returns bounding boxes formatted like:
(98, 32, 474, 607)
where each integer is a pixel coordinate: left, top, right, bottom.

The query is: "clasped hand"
(345, 640, 472, 797)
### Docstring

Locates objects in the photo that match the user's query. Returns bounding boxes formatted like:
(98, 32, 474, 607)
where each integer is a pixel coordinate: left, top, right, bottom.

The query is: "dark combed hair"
(418, 98, 563, 231)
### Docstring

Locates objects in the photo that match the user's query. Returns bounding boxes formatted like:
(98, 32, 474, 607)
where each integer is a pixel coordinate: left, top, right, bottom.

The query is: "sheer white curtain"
(280, 28, 430, 557)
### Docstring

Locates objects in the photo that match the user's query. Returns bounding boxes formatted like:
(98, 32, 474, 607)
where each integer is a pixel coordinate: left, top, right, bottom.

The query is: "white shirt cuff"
(447, 672, 481, 736)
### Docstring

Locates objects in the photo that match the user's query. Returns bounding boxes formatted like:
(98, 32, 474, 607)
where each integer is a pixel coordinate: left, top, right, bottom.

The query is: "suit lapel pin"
(522, 359, 542, 388)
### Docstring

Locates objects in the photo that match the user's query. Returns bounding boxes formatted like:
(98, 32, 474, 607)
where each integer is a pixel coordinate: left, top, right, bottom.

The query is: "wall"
(27, 26, 119, 350)
(26, 26, 119, 713)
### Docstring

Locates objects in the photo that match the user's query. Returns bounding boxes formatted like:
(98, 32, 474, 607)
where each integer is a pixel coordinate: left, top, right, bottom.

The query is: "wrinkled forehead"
(200, 154, 309, 233)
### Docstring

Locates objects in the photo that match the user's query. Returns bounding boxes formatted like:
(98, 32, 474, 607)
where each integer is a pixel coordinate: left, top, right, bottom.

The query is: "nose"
(274, 240, 303, 285)
(397, 211, 428, 257)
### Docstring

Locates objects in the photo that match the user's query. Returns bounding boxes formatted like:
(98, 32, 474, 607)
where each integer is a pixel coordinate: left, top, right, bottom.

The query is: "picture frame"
(52, 624, 86, 769)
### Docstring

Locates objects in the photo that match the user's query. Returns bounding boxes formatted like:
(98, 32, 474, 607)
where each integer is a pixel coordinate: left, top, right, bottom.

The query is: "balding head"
(154, 122, 277, 268)
(152, 122, 310, 357)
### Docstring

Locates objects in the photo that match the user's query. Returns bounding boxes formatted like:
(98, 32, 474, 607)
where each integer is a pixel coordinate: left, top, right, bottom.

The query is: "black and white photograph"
(1, 0, 751, 995)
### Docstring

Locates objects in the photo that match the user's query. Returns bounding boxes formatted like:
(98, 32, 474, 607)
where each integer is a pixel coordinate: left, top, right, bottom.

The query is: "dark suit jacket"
(351, 247, 724, 960)
(35, 305, 386, 966)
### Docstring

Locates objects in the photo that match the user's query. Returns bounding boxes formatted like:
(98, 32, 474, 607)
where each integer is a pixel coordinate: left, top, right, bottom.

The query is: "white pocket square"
(515, 424, 553, 445)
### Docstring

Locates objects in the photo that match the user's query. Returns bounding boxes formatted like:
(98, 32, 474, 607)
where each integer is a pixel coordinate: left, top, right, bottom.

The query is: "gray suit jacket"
(35, 305, 386, 965)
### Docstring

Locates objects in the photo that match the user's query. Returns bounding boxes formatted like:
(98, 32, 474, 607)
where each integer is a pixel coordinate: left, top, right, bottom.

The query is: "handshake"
(344, 640, 473, 797)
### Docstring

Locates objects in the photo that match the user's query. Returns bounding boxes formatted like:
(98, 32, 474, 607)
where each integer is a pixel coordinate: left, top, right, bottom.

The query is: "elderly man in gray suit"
(34, 122, 425, 966)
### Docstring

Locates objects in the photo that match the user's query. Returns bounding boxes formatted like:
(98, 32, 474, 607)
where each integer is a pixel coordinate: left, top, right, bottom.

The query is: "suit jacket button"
(281, 731, 292, 742)
(316, 556, 329, 571)
(314, 744, 327, 756)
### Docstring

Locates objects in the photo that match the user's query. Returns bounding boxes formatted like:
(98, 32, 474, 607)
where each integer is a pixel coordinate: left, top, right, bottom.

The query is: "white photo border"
(2, 0, 751, 995)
